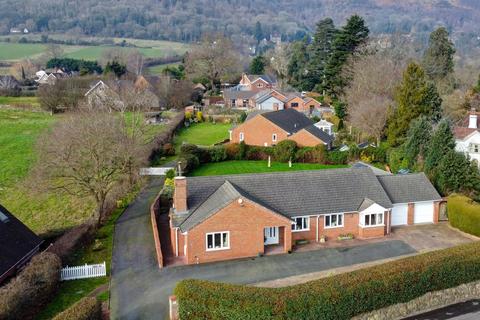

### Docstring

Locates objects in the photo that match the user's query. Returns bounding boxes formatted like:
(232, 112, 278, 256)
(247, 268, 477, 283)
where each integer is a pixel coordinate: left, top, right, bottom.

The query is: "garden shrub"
(196, 111, 203, 122)
(162, 143, 175, 156)
(178, 153, 200, 173)
(180, 143, 210, 163)
(448, 194, 480, 237)
(209, 146, 228, 162)
(165, 169, 175, 180)
(295, 145, 327, 163)
(175, 242, 480, 320)
(52, 297, 102, 320)
(326, 151, 348, 165)
(0, 252, 61, 320)
(225, 143, 240, 160)
(273, 140, 297, 162)
(246, 146, 272, 160)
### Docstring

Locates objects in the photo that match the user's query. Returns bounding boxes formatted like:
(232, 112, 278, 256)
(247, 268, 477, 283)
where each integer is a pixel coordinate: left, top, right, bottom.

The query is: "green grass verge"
(448, 194, 480, 236)
(147, 62, 180, 75)
(174, 122, 230, 150)
(190, 160, 348, 176)
(37, 187, 140, 319)
(0, 96, 39, 106)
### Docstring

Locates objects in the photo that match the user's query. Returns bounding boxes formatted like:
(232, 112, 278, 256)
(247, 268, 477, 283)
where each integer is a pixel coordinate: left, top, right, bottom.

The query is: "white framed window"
(272, 133, 277, 142)
(239, 132, 244, 142)
(325, 213, 344, 228)
(206, 231, 230, 251)
(469, 143, 480, 154)
(292, 216, 310, 232)
(363, 213, 384, 227)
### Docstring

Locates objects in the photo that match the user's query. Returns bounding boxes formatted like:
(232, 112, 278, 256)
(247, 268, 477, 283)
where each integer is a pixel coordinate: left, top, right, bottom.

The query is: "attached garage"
(413, 202, 434, 224)
(391, 204, 408, 226)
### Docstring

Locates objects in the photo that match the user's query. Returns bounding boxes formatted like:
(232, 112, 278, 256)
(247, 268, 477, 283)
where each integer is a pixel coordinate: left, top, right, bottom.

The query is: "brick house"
(0, 204, 43, 284)
(238, 73, 277, 92)
(169, 168, 442, 265)
(230, 109, 334, 147)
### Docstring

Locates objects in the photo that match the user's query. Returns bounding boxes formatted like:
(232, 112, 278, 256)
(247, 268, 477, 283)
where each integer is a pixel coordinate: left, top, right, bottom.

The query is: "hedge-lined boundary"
(52, 297, 102, 320)
(448, 194, 480, 237)
(175, 242, 480, 320)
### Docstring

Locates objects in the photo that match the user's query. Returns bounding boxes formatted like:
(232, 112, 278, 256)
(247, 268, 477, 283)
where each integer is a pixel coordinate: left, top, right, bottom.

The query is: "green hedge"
(175, 242, 480, 320)
(52, 297, 102, 320)
(448, 194, 480, 237)
(0, 252, 61, 320)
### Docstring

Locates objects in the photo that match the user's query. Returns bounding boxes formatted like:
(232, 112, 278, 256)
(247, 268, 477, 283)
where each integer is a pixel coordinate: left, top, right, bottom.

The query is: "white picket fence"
(140, 167, 174, 176)
(60, 262, 107, 281)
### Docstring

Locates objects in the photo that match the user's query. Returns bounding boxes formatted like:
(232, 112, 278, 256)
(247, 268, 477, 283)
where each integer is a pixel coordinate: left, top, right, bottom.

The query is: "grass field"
(190, 160, 349, 176)
(174, 122, 230, 149)
(0, 36, 189, 62)
(147, 62, 180, 75)
(0, 96, 39, 106)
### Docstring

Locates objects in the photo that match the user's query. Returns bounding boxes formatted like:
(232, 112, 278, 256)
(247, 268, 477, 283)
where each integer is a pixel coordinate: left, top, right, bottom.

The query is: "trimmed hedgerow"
(0, 252, 61, 320)
(175, 242, 480, 320)
(52, 297, 102, 320)
(448, 194, 480, 237)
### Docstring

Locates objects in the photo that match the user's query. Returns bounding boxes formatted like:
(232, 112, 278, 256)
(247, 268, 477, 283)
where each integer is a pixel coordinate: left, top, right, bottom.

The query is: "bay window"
(363, 213, 384, 227)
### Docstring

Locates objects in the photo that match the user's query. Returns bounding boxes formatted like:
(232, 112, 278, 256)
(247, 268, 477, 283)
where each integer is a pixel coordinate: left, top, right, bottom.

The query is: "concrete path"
(403, 300, 480, 320)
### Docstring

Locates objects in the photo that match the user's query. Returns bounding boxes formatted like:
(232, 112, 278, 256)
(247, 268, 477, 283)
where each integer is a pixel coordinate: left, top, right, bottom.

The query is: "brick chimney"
(469, 108, 478, 129)
(174, 177, 187, 213)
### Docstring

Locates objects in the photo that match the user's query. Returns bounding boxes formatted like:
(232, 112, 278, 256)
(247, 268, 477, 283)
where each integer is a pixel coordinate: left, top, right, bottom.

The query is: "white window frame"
(206, 231, 230, 251)
(469, 143, 480, 154)
(324, 213, 344, 229)
(361, 213, 384, 228)
(239, 132, 244, 142)
(272, 133, 277, 142)
(292, 216, 310, 232)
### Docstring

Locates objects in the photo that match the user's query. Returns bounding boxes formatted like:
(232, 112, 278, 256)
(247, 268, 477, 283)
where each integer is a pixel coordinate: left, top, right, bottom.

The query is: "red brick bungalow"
(230, 108, 334, 147)
(169, 168, 442, 265)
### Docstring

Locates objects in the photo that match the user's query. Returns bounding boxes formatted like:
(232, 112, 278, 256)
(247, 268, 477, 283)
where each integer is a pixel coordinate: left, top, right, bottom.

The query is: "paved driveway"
(111, 216, 415, 320)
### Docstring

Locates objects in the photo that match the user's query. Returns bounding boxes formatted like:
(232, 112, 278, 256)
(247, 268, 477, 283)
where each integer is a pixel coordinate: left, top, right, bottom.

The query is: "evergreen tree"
(254, 21, 263, 43)
(424, 119, 456, 176)
(437, 150, 480, 195)
(322, 15, 369, 96)
(104, 60, 127, 78)
(403, 116, 432, 168)
(249, 55, 266, 74)
(308, 18, 337, 93)
(422, 27, 455, 81)
(287, 37, 310, 90)
(473, 74, 480, 94)
(386, 62, 442, 146)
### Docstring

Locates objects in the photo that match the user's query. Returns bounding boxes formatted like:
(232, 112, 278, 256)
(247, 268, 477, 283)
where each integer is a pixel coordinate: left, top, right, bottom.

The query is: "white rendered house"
(454, 109, 480, 166)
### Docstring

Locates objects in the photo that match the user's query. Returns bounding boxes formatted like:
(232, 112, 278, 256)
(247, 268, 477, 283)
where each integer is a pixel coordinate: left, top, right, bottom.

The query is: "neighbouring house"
(284, 93, 322, 116)
(454, 108, 480, 166)
(314, 119, 334, 136)
(223, 89, 257, 109)
(230, 109, 334, 147)
(168, 167, 442, 265)
(0, 204, 43, 284)
(35, 69, 72, 85)
(84, 80, 125, 111)
(238, 73, 277, 92)
(251, 89, 286, 111)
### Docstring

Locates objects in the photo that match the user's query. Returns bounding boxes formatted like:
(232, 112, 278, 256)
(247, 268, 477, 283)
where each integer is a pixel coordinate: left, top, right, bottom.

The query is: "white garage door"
(414, 202, 434, 224)
(391, 204, 408, 226)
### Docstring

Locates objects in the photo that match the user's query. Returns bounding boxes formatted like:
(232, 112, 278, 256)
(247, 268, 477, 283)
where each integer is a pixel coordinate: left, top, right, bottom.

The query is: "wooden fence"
(151, 191, 164, 268)
(60, 262, 107, 281)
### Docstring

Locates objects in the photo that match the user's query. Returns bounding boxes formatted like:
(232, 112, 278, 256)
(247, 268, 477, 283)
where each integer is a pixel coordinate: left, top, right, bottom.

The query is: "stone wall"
(353, 280, 480, 320)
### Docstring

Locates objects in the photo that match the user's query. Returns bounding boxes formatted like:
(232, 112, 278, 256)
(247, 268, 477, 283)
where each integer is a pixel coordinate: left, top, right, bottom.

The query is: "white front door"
(264, 227, 279, 245)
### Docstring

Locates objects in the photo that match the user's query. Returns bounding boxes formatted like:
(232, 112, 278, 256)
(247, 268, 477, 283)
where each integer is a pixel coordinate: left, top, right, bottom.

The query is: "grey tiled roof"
(377, 173, 442, 204)
(352, 161, 392, 176)
(261, 109, 314, 134)
(303, 125, 334, 144)
(245, 110, 269, 122)
(223, 89, 256, 100)
(174, 167, 395, 231)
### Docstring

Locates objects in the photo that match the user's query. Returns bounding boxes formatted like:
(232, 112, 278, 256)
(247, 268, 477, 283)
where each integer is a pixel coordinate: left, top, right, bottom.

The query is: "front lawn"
(174, 122, 230, 149)
(189, 160, 348, 176)
(0, 96, 39, 106)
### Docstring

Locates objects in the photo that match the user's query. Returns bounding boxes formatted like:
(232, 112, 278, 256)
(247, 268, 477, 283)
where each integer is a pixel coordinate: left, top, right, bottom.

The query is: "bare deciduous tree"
(343, 50, 406, 145)
(33, 111, 149, 223)
(10, 59, 37, 80)
(155, 76, 193, 109)
(184, 34, 241, 90)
